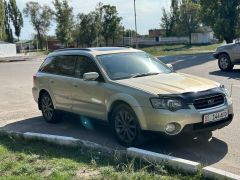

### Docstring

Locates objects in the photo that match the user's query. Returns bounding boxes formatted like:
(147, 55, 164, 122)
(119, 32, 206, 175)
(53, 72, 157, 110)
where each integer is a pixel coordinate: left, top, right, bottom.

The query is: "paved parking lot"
(0, 53, 239, 174)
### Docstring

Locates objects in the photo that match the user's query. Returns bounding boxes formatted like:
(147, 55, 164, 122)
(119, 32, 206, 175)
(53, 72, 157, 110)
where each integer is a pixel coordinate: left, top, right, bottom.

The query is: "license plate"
(203, 109, 228, 124)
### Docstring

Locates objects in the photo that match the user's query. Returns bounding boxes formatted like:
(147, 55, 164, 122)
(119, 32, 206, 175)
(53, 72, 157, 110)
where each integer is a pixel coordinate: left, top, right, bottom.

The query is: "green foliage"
(75, 12, 98, 47)
(4, 0, 13, 43)
(178, 0, 201, 44)
(100, 4, 122, 46)
(0, 0, 4, 40)
(8, 0, 23, 40)
(24, 2, 53, 50)
(200, 0, 240, 43)
(161, 0, 200, 44)
(161, 0, 180, 37)
(53, 0, 74, 47)
(0, 134, 201, 179)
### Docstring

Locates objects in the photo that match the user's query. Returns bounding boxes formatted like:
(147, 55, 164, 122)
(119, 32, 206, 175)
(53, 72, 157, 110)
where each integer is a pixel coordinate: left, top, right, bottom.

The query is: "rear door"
(41, 55, 76, 111)
(71, 55, 107, 120)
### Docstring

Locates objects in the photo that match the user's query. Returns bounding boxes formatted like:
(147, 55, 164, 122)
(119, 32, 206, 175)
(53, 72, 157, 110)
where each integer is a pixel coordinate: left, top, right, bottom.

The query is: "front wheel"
(218, 54, 234, 71)
(110, 104, 144, 147)
(40, 92, 60, 123)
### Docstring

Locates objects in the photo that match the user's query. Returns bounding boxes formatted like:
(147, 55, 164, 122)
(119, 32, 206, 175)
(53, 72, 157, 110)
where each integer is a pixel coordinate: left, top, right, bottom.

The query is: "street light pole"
(134, 0, 138, 48)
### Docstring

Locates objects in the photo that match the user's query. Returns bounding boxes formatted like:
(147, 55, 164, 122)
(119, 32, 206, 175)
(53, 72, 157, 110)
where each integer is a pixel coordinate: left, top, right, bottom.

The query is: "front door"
(233, 43, 240, 62)
(71, 55, 107, 120)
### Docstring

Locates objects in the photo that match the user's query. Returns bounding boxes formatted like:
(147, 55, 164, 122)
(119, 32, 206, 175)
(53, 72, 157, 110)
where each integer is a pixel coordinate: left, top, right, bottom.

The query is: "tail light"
(33, 74, 37, 81)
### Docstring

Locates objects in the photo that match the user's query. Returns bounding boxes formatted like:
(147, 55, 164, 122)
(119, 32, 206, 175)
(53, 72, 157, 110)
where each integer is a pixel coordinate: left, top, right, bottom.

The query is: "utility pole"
(134, 0, 138, 48)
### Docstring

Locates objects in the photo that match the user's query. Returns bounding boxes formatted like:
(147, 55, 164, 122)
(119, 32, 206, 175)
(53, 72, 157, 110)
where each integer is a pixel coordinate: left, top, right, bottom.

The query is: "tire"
(218, 54, 234, 71)
(40, 92, 60, 123)
(110, 104, 144, 147)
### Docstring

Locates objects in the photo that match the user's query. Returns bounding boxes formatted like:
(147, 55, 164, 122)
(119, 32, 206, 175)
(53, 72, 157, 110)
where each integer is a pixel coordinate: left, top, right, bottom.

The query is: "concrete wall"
(191, 32, 214, 44)
(0, 44, 17, 57)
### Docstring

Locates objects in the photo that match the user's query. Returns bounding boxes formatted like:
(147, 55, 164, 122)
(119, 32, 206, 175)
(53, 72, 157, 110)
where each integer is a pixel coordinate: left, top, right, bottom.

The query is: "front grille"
(193, 94, 225, 110)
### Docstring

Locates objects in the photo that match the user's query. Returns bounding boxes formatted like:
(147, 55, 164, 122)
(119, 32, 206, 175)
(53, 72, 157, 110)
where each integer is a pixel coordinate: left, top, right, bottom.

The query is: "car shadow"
(0, 114, 228, 166)
(159, 53, 216, 71)
(209, 69, 240, 80)
(140, 134, 228, 166)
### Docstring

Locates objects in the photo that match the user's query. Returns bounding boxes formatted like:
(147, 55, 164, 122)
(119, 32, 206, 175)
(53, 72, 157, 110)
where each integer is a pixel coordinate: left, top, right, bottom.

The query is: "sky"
(16, 0, 172, 40)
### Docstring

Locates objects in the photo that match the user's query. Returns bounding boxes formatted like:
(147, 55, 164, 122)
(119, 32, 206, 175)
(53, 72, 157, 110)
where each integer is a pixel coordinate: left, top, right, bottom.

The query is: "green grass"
(0, 134, 203, 180)
(140, 43, 223, 56)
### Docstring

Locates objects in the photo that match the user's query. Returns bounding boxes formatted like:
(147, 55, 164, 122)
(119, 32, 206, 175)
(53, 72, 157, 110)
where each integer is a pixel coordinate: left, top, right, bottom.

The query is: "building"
(0, 41, 16, 57)
(149, 29, 166, 40)
(16, 40, 34, 53)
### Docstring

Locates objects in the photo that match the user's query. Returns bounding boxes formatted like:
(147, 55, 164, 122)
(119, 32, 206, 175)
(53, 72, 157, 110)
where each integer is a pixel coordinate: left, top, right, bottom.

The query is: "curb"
(0, 130, 239, 179)
(127, 147, 201, 174)
(158, 51, 214, 59)
(202, 166, 240, 180)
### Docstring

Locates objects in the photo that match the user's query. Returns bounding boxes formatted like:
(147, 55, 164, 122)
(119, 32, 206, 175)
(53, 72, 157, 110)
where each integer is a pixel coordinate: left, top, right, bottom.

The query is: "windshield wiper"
(131, 72, 160, 78)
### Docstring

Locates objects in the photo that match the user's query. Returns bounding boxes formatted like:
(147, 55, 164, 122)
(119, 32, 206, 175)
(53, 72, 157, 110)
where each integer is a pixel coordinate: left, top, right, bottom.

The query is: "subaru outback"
(33, 47, 233, 146)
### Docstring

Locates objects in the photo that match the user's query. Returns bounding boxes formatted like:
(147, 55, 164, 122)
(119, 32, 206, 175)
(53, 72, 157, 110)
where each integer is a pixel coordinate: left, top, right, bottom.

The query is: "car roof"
(48, 47, 143, 57)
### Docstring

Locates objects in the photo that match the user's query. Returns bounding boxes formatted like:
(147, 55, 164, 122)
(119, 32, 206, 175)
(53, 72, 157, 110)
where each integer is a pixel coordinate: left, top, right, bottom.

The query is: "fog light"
(165, 123, 176, 133)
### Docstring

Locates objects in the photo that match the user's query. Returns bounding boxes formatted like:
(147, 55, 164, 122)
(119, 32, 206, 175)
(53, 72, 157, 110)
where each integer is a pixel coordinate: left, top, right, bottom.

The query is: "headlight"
(150, 97, 186, 111)
(220, 85, 230, 97)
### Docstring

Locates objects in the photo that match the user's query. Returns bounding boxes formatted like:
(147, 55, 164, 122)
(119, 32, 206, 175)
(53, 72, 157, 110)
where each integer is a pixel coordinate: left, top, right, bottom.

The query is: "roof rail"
(54, 48, 92, 52)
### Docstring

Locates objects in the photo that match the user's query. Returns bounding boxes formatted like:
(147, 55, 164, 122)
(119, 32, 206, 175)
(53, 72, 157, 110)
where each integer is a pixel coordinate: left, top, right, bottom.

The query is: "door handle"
(49, 79, 54, 83)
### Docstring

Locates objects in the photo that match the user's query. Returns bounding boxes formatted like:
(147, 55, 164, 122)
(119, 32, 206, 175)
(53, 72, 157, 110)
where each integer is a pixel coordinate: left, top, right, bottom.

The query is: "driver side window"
(75, 56, 100, 79)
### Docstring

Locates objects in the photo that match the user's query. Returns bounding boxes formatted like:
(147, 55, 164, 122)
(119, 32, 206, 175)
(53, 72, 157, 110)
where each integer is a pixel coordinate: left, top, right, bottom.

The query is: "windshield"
(97, 52, 172, 80)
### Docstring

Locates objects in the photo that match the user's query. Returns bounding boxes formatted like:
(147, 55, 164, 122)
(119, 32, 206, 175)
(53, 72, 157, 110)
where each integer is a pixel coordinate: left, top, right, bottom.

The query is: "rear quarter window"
(39, 57, 55, 73)
(39, 56, 76, 76)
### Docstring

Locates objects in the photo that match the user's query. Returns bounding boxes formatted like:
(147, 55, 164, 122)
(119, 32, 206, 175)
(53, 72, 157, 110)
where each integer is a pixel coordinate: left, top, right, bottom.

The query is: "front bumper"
(181, 114, 233, 134)
(134, 98, 233, 135)
(213, 52, 219, 59)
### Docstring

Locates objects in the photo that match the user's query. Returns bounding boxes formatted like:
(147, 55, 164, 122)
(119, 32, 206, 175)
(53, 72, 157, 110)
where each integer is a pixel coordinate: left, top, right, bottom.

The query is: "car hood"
(116, 72, 219, 95)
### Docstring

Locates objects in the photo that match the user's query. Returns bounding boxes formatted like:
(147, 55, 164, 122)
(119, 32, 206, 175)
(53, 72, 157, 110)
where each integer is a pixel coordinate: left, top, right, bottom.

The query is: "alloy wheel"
(114, 110, 137, 143)
(219, 57, 229, 70)
(41, 95, 54, 120)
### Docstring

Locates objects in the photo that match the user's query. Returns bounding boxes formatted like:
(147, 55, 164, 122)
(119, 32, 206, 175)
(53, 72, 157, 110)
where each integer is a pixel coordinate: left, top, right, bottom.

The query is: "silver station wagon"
(33, 47, 233, 146)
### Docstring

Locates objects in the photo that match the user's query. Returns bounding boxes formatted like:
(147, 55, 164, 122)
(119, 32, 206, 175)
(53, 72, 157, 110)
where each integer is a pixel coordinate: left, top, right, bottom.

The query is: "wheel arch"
(38, 89, 55, 110)
(106, 94, 146, 129)
(218, 52, 231, 60)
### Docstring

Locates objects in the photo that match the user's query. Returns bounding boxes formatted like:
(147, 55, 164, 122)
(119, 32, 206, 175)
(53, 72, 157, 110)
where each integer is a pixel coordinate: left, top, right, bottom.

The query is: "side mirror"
(166, 63, 174, 71)
(83, 72, 99, 81)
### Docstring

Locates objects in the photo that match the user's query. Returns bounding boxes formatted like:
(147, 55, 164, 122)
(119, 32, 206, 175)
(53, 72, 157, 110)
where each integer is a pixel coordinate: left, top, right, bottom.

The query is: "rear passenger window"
(54, 56, 76, 76)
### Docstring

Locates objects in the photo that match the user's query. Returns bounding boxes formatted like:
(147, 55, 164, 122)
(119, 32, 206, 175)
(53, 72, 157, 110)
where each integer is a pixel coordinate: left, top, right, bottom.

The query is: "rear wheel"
(40, 92, 60, 123)
(110, 104, 144, 147)
(218, 54, 234, 71)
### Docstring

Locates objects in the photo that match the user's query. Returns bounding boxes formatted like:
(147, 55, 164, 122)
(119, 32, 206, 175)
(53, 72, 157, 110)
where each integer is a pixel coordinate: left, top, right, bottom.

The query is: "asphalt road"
(0, 53, 239, 174)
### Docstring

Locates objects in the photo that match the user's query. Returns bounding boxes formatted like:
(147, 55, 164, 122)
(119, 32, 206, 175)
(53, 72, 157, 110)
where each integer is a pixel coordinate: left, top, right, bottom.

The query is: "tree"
(161, 0, 179, 37)
(4, 0, 13, 42)
(161, 8, 172, 37)
(53, 0, 74, 47)
(0, 0, 4, 40)
(24, 2, 53, 49)
(200, 0, 240, 43)
(178, 0, 200, 44)
(101, 5, 122, 46)
(8, 0, 23, 40)
(75, 12, 98, 46)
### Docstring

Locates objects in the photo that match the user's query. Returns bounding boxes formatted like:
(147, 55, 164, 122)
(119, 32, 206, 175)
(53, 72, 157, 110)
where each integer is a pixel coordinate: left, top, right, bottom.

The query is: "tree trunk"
(105, 36, 108, 46)
(225, 37, 234, 44)
(189, 32, 192, 45)
(37, 30, 43, 50)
